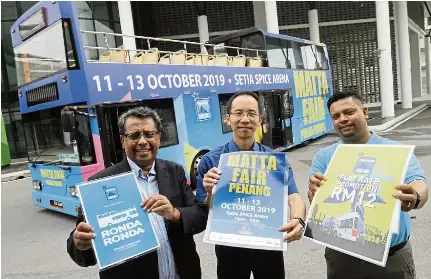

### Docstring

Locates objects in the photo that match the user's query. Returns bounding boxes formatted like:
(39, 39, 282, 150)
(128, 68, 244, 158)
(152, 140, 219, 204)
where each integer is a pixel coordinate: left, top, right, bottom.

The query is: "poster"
(203, 151, 289, 251)
(77, 172, 160, 270)
(304, 144, 414, 266)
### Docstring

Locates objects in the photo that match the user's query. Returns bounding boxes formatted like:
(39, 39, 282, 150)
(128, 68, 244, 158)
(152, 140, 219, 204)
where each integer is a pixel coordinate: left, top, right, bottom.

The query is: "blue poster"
(203, 151, 289, 251)
(77, 172, 160, 270)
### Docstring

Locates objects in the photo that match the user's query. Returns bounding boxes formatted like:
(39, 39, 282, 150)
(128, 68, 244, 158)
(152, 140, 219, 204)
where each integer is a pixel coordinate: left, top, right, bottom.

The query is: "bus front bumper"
(32, 190, 81, 217)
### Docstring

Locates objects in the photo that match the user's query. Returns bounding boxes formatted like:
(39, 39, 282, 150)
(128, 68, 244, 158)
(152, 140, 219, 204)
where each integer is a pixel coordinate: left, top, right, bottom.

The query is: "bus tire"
(189, 151, 209, 191)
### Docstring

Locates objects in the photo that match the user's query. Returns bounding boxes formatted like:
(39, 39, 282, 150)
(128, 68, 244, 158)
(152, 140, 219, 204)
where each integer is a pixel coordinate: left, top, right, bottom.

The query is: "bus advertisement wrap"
(77, 172, 160, 270)
(204, 151, 289, 251)
(13, 1, 335, 217)
(303, 144, 415, 267)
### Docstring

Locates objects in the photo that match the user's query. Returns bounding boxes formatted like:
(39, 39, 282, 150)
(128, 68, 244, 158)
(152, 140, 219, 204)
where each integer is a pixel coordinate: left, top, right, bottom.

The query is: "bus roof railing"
(80, 30, 268, 67)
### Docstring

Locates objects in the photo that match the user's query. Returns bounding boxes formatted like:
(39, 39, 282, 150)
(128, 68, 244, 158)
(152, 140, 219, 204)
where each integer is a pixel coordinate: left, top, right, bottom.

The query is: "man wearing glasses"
(196, 92, 306, 279)
(67, 107, 208, 279)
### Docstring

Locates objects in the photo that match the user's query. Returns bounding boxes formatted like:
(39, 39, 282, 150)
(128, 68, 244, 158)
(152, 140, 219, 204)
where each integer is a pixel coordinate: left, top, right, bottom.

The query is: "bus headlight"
(69, 185, 79, 198)
(33, 180, 42, 190)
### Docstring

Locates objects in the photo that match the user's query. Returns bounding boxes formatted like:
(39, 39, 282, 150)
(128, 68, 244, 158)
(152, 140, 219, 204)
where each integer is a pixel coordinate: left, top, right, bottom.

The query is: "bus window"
(265, 37, 292, 69)
(315, 45, 329, 70)
(62, 20, 79, 69)
(218, 93, 234, 133)
(14, 20, 77, 86)
(288, 41, 305, 69)
(300, 44, 318, 70)
(298, 44, 329, 70)
(281, 89, 294, 119)
(149, 99, 179, 148)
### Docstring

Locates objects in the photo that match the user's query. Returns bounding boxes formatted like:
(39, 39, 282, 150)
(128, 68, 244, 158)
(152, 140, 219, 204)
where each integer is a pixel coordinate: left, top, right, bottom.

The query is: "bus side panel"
(30, 163, 83, 216)
(182, 91, 232, 157)
(290, 70, 334, 146)
(19, 70, 88, 114)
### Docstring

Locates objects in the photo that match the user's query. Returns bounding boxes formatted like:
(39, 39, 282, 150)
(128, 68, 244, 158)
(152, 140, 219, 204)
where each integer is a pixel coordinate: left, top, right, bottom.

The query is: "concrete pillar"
(396, 1, 413, 108)
(308, 9, 320, 42)
(118, 1, 137, 58)
(425, 37, 431, 95)
(376, 1, 395, 118)
(410, 31, 422, 99)
(198, 15, 209, 53)
(253, 1, 279, 34)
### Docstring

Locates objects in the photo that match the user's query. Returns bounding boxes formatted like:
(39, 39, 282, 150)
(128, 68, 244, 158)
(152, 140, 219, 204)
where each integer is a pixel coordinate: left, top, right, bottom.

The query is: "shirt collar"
(338, 131, 377, 144)
(127, 157, 156, 177)
(228, 139, 259, 151)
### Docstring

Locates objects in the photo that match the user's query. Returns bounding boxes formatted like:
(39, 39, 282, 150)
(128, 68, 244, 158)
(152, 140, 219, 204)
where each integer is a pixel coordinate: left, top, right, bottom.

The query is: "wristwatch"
(413, 192, 421, 209)
(293, 217, 306, 228)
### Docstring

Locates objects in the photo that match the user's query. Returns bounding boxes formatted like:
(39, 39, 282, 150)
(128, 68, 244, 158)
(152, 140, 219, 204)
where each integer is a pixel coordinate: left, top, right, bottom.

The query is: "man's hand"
(308, 172, 327, 203)
(142, 195, 180, 222)
(280, 218, 304, 243)
(73, 222, 96, 251)
(203, 167, 221, 195)
(393, 184, 418, 212)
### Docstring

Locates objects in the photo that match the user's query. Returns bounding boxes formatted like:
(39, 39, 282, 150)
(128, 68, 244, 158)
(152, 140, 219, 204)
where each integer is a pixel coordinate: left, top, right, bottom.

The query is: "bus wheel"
(190, 151, 208, 191)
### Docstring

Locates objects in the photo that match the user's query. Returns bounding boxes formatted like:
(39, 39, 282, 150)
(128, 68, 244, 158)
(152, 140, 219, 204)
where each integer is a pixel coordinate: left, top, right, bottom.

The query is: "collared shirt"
(310, 132, 427, 247)
(196, 139, 299, 202)
(127, 158, 177, 279)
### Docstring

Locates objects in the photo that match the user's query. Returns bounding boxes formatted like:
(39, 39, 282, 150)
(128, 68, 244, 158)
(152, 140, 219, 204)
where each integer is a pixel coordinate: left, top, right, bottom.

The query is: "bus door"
(258, 90, 294, 149)
(96, 102, 143, 167)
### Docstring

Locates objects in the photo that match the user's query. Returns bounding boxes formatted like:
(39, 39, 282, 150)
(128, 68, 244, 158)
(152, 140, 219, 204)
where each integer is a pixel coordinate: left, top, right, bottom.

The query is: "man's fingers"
(309, 183, 320, 192)
(394, 184, 414, 194)
(76, 222, 93, 233)
(205, 172, 220, 180)
(284, 224, 303, 242)
(148, 200, 166, 212)
(393, 193, 416, 203)
(309, 176, 325, 188)
(315, 172, 327, 181)
(210, 167, 222, 174)
(204, 177, 218, 185)
(279, 219, 299, 232)
(308, 190, 314, 203)
(152, 204, 170, 214)
(142, 196, 162, 210)
(74, 230, 95, 240)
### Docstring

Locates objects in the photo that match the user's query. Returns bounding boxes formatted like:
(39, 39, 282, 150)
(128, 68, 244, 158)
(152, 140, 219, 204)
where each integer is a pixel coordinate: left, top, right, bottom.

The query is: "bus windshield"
(14, 20, 77, 86)
(23, 107, 96, 166)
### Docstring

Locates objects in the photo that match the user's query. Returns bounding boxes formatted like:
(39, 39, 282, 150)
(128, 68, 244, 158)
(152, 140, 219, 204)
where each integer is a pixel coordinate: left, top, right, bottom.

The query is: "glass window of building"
(76, 1, 122, 61)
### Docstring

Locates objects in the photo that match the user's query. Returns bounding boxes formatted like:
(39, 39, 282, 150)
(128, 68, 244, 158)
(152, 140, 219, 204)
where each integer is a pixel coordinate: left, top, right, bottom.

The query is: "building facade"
(1, 1, 430, 162)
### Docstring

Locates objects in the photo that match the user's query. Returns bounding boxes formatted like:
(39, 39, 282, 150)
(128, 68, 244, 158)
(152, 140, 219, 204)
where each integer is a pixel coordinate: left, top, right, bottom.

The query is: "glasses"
(229, 111, 259, 119)
(124, 131, 160, 142)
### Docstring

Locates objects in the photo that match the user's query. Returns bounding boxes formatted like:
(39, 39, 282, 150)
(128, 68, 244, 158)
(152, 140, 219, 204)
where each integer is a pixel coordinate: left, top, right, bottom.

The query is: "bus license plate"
(50, 200, 63, 209)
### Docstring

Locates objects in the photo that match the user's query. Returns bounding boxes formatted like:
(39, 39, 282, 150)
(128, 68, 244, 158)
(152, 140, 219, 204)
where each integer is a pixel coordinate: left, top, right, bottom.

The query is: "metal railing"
(80, 30, 267, 65)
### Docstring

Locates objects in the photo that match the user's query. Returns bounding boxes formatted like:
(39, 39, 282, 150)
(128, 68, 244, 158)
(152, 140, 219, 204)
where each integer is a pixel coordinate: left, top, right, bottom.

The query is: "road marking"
(1, 177, 31, 184)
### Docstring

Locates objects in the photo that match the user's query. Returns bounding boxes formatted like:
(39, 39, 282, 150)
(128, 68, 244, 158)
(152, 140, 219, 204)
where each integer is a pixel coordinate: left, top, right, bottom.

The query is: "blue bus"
(11, 1, 333, 216)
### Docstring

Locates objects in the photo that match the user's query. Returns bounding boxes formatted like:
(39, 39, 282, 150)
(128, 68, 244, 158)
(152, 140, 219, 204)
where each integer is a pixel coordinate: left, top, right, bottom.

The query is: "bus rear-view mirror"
(61, 109, 76, 132)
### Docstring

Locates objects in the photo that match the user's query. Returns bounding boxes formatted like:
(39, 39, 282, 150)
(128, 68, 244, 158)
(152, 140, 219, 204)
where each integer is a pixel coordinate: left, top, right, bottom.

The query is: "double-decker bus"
(11, 1, 334, 217)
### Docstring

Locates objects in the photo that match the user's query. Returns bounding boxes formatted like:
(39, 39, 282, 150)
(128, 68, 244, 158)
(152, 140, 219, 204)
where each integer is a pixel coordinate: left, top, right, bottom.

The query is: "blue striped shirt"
(127, 158, 177, 279)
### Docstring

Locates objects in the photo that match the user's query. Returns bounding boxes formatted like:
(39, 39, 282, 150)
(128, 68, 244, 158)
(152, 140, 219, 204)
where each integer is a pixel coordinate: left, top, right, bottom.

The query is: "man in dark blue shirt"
(196, 92, 306, 279)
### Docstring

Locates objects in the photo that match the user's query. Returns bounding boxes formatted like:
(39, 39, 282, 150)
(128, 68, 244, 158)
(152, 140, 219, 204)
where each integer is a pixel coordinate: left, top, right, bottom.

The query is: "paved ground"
(1, 108, 430, 279)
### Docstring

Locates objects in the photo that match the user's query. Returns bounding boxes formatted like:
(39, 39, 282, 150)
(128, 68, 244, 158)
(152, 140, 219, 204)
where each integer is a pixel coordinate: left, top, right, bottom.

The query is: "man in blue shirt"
(308, 92, 428, 279)
(197, 92, 306, 279)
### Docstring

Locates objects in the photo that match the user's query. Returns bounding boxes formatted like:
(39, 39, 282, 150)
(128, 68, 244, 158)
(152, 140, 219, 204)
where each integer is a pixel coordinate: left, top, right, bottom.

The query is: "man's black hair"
(118, 106, 162, 135)
(226, 92, 260, 113)
(327, 92, 364, 111)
